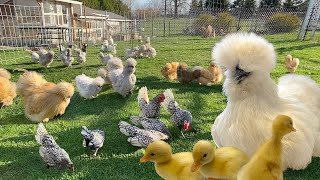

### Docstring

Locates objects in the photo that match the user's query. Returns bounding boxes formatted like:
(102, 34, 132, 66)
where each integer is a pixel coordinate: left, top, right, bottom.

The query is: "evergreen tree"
(205, 0, 229, 9)
(259, 0, 281, 7)
(233, 0, 256, 8)
(198, 0, 204, 7)
(78, 0, 130, 16)
(283, 0, 303, 7)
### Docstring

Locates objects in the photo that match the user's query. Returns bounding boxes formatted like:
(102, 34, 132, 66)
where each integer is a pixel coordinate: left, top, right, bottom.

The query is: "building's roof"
(1, 0, 82, 6)
(72, 4, 129, 21)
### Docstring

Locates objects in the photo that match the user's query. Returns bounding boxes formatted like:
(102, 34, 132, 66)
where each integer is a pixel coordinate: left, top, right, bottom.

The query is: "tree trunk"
(174, 0, 178, 18)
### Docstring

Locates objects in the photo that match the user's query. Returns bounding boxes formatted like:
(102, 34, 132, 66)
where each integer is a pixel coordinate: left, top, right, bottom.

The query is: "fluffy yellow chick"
(285, 54, 299, 73)
(237, 115, 296, 180)
(140, 140, 205, 180)
(191, 140, 249, 180)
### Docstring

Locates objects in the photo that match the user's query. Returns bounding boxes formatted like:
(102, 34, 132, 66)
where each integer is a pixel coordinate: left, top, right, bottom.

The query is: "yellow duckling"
(237, 115, 296, 180)
(140, 140, 205, 180)
(191, 140, 249, 180)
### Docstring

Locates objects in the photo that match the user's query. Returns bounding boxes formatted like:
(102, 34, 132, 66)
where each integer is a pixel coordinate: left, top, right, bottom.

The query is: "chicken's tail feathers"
(171, 62, 179, 69)
(130, 116, 141, 125)
(97, 67, 108, 78)
(81, 126, 90, 136)
(16, 71, 48, 97)
(13, 68, 28, 73)
(138, 86, 149, 104)
(107, 57, 123, 71)
(99, 52, 104, 58)
(118, 121, 133, 136)
(0, 68, 12, 79)
(35, 123, 48, 144)
(293, 58, 300, 66)
(162, 89, 177, 111)
(127, 136, 145, 148)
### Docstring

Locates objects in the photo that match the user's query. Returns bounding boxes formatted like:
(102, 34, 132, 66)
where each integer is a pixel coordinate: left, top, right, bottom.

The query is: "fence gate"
(299, 0, 320, 40)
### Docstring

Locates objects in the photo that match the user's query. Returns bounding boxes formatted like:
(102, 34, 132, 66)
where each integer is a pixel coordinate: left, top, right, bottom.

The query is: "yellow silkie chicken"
(191, 140, 249, 180)
(140, 140, 205, 180)
(284, 54, 299, 73)
(0, 68, 17, 107)
(237, 115, 296, 180)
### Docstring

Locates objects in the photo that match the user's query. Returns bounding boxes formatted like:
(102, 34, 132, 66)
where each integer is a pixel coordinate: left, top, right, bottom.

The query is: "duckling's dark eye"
(203, 154, 207, 158)
(150, 153, 155, 156)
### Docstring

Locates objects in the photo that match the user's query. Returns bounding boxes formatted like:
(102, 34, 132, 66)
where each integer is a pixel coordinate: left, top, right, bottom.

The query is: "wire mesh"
(0, 1, 319, 64)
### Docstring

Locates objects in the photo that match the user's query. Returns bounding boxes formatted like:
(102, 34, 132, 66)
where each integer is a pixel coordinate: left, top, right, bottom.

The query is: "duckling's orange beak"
(292, 127, 296, 132)
(191, 162, 202, 172)
(140, 155, 149, 163)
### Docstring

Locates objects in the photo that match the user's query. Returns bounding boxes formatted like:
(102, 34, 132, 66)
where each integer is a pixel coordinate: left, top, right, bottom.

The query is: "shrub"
(212, 12, 236, 34)
(266, 13, 300, 34)
(192, 14, 214, 34)
(191, 12, 236, 35)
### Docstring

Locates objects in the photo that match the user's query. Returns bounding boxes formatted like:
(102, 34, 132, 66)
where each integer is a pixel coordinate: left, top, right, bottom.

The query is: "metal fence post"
(152, 13, 154, 37)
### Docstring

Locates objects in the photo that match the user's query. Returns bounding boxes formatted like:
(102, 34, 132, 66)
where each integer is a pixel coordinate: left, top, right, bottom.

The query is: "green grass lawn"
(0, 34, 320, 180)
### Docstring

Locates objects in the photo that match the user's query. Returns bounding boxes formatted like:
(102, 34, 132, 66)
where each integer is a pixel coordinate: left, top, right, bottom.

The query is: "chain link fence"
(0, 1, 320, 63)
(133, 7, 306, 38)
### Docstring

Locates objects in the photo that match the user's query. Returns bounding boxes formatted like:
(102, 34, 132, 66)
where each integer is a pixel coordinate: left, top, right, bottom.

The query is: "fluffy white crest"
(212, 32, 276, 73)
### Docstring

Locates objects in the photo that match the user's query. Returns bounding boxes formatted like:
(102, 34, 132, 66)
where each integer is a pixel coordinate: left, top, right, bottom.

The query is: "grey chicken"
(74, 43, 87, 64)
(162, 89, 193, 138)
(118, 121, 169, 148)
(130, 116, 171, 137)
(97, 67, 111, 84)
(62, 48, 74, 67)
(25, 47, 47, 63)
(35, 123, 74, 171)
(99, 52, 113, 65)
(81, 126, 105, 157)
(137, 86, 165, 118)
(38, 50, 54, 68)
(58, 43, 66, 61)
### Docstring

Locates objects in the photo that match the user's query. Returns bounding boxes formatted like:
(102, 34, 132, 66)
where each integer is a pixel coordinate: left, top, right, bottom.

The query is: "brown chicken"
(193, 63, 223, 86)
(0, 68, 17, 107)
(161, 62, 179, 81)
(16, 70, 74, 122)
(177, 63, 197, 84)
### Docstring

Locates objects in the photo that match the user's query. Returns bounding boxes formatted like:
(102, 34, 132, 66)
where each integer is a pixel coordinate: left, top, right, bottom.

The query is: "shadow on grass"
(276, 43, 320, 54)
(136, 76, 222, 94)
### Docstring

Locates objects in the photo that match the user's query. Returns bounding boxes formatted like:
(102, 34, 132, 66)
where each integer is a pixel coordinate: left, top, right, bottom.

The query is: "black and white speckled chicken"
(137, 86, 165, 119)
(162, 89, 193, 137)
(118, 121, 169, 148)
(130, 116, 171, 137)
(81, 126, 105, 157)
(35, 123, 74, 171)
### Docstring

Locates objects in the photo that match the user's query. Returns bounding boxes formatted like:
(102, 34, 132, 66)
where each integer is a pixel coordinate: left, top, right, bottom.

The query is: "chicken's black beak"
(234, 65, 251, 84)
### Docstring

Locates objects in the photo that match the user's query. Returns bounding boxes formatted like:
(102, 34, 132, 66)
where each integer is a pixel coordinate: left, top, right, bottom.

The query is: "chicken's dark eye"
(150, 153, 155, 156)
(203, 154, 207, 158)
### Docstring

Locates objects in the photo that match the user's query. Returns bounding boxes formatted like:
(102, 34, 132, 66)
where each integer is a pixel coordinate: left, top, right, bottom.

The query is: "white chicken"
(210, 33, 320, 170)
(108, 58, 137, 97)
(75, 74, 105, 99)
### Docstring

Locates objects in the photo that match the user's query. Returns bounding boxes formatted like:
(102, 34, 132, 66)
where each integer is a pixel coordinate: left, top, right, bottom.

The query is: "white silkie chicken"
(75, 74, 105, 99)
(211, 32, 320, 170)
(108, 58, 137, 97)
